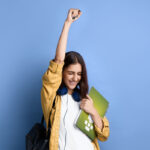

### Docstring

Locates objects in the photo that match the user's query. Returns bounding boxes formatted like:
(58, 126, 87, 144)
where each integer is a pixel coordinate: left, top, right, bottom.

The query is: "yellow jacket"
(41, 60, 110, 150)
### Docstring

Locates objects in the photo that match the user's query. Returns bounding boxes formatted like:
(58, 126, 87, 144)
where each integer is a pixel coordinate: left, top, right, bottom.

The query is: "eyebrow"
(67, 71, 82, 73)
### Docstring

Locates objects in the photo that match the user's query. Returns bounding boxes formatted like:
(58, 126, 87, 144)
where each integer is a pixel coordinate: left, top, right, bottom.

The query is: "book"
(75, 86, 109, 141)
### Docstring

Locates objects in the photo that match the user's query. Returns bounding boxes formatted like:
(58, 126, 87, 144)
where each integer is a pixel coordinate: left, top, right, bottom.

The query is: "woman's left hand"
(80, 94, 96, 115)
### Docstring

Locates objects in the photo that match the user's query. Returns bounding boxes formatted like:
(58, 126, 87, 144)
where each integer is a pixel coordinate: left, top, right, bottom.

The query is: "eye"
(78, 73, 82, 76)
(68, 72, 73, 75)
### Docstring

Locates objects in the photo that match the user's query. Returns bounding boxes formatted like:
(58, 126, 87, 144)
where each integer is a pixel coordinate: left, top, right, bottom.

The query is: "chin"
(67, 84, 77, 90)
(68, 86, 76, 90)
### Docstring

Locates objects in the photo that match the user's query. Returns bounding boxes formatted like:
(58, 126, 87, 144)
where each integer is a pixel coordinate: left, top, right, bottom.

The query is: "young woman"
(41, 8, 110, 150)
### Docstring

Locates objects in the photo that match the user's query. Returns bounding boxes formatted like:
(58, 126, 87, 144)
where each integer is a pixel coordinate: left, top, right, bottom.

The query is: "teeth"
(70, 81, 76, 85)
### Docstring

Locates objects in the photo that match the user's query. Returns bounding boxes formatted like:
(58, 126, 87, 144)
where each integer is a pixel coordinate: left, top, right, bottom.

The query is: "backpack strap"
(41, 96, 56, 137)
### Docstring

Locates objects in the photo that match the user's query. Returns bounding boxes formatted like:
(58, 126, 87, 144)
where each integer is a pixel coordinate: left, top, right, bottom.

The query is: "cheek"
(63, 74, 72, 81)
(78, 75, 82, 81)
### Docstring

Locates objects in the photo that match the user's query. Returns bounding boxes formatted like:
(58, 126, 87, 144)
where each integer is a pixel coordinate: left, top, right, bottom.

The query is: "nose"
(73, 74, 78, 82)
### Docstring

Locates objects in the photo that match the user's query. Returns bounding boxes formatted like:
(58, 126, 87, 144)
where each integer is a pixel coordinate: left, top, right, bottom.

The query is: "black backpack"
(26, 97, 56, 150)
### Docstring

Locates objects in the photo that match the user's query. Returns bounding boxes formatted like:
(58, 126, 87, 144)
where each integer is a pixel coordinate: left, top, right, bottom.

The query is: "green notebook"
(75, 86, 109, 141)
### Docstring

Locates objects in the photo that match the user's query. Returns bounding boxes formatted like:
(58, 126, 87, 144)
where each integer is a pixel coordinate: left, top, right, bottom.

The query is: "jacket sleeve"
(94, 116, 110, 142)
(41, 60, 64, 130)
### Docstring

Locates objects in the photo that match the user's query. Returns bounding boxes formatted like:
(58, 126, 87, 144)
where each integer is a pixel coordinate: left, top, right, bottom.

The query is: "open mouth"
(69, 81, 77, 86)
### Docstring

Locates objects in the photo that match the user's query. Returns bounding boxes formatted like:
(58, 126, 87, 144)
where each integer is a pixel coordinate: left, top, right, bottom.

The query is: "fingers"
(70, 8, 81, 15)
(73, 12, 82, 21)
(70, 9, 82, 21)
(80, 98, 87, 104)
(73, 12, 82, 20)
(81, 95, 92, 103)
(80, 100, 87, 109)
(80, 99, 87, 108)
(86, 94, 93, 102)
(80, 98, 90, 106)
(66, 8, 82, 23)
(80, 97, 93, 112)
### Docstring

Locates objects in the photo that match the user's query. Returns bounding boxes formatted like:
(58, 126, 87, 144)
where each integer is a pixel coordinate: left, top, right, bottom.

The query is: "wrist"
(90, 108, 97, 117)
(65, 20, 72, 26)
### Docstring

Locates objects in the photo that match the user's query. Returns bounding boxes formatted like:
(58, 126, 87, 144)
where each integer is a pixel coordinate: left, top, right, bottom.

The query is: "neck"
(68, 89, 73, 95)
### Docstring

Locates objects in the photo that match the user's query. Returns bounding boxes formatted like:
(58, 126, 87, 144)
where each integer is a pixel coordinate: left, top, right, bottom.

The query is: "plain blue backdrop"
(0, 0, 150, 150)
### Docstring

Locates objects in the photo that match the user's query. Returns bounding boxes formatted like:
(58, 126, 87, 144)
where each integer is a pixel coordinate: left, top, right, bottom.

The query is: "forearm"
(91, 109, 104, 131)
(55, 21, 71, 63)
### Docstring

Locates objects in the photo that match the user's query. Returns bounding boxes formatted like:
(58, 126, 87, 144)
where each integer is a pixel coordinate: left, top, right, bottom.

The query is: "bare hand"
(80, 94, 96, 115)
(66, 8, 82, 24)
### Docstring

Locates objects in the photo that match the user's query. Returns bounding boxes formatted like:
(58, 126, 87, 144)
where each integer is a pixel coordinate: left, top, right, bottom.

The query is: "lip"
(69, 81, 77, 85)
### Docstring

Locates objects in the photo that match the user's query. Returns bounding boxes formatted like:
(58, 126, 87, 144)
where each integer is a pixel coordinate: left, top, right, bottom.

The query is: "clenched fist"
(66, 8, 82, 24)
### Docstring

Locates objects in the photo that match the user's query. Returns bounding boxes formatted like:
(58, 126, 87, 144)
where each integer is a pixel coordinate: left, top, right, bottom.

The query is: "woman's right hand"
(66, 8, 82, 24)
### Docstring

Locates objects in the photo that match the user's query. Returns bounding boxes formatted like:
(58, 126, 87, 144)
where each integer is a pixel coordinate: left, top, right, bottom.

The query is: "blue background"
(0, 0, 150, 150)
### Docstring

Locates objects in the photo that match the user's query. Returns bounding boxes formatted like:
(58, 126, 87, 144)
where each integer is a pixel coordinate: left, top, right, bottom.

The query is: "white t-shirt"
(58, 93, 94, 150)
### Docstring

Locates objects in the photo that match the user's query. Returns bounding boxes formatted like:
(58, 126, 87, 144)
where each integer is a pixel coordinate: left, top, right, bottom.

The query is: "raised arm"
(41, 9, 82, 130)
(54, 8, 82, 63)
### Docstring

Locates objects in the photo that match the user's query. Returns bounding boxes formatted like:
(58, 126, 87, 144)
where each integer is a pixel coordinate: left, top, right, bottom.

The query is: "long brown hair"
(61, 51, 89, 99)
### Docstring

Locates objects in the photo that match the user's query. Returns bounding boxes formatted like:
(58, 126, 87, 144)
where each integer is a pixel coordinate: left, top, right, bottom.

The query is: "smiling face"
(63, 63, 82, 94)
